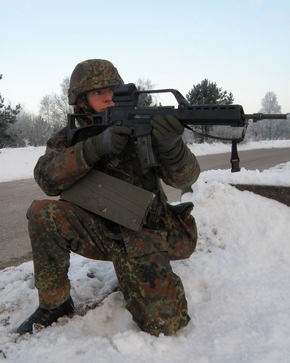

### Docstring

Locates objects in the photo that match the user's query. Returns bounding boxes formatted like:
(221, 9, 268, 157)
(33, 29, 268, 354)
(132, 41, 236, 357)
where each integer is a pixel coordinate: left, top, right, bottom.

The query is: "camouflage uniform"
(27, 59, 200, 336)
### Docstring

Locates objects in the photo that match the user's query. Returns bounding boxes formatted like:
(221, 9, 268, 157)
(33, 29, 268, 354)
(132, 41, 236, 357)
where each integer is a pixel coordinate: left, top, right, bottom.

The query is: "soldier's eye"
(91, 90, 101, 96)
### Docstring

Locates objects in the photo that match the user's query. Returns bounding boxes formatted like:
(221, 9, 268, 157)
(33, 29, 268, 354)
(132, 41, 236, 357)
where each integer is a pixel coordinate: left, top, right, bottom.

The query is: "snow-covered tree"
(246, 91, 289, 140)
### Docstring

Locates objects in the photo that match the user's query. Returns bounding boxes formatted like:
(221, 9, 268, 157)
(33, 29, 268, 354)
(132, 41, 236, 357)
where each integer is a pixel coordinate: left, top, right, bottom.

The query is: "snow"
(0, 140, 290, 362)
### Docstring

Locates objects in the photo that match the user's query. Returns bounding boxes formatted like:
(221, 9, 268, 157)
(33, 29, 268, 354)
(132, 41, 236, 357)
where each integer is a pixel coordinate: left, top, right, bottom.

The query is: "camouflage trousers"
(26, 199, 197, 336)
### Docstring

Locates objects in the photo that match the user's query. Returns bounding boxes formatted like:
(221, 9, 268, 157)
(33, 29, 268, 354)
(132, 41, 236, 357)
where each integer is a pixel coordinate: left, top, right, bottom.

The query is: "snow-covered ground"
(0, 140, 290, 363)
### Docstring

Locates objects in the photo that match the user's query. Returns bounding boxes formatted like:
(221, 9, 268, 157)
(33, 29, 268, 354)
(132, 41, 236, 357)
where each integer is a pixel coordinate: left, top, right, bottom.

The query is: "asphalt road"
(1, 147, 289, 270)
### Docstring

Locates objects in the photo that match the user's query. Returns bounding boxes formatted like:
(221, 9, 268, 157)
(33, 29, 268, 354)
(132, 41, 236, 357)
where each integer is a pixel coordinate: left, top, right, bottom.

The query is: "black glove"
(83, 125, 132, 165)
(151, 114, 184, 151)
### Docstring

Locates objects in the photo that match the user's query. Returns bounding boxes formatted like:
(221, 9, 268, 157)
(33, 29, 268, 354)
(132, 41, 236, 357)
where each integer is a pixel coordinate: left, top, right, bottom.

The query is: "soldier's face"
(78, 88, 115, 112)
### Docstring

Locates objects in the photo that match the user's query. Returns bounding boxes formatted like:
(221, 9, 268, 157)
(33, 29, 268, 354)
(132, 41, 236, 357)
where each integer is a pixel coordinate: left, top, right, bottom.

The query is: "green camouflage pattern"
(34, 126, 200, 198)
(27, 198, 196, 335)
(68, 59, 124, 105)
(29, 123, 200, 336)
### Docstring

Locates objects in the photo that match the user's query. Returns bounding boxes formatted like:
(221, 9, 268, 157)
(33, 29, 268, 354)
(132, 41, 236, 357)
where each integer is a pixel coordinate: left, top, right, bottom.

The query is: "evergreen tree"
(186, 79, 234, 142)
(186, 79, 234, 105)
(0, 74, 21, 148)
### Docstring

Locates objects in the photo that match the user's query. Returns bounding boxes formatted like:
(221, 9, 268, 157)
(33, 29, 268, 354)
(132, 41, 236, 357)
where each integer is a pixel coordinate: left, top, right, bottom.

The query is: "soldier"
(17, 59, 200, 336)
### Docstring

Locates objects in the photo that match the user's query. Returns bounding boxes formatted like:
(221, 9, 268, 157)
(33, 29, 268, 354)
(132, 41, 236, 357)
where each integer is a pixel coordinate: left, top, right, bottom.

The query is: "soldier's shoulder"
(47, 127, 68, 148)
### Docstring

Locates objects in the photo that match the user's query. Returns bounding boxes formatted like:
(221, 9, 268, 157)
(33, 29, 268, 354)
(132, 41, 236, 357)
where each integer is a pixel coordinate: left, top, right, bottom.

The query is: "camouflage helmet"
(68, 59, 124, 105)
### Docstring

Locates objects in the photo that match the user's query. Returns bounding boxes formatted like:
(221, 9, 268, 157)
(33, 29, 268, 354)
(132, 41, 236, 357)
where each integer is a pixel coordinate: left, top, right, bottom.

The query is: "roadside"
(0, 179, 56, 270)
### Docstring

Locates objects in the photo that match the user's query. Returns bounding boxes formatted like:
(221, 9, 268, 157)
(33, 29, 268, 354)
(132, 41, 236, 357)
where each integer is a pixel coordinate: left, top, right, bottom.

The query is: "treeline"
(0, 75, 289, 148)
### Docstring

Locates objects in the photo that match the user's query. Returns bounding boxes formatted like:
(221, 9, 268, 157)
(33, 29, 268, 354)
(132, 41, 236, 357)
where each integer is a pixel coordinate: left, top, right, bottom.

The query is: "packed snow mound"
(1, 174, 290, 362)
(1, 142, 290, 362)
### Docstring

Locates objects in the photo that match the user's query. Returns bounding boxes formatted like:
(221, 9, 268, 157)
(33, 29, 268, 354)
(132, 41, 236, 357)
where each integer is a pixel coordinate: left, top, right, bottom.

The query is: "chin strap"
(79, 95, 97, 115)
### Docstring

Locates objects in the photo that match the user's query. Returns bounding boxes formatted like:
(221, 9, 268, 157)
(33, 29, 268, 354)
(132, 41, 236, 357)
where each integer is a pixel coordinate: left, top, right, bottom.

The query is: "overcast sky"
(1, 0, 289, 114)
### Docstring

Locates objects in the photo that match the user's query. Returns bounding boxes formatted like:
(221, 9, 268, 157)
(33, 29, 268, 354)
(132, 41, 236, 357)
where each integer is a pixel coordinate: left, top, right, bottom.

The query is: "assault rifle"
(67, 83, 289, 173)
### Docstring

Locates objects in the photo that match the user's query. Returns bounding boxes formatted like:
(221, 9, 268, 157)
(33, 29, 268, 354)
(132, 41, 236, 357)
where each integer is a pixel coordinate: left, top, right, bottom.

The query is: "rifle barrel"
(244, 113, 288, 121)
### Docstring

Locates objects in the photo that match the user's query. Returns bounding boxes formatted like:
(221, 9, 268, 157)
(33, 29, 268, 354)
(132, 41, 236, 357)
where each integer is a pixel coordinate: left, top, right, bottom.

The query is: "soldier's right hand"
(83, 126, 132, 165)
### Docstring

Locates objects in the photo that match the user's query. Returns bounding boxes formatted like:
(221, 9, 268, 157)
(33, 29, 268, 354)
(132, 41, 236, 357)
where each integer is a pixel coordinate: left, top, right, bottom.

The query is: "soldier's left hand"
(151, 115, 184, 149)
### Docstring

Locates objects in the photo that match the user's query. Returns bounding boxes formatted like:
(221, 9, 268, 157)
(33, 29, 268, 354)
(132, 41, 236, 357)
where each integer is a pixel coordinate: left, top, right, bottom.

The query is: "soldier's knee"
(26, 200, 65, 228)
(129, 294, 190, 336)
(135, 306, 190, 336)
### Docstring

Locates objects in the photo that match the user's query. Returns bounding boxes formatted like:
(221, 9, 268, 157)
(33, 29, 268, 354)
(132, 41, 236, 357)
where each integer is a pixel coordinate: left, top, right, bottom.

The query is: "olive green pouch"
(61, 170, 155, 231)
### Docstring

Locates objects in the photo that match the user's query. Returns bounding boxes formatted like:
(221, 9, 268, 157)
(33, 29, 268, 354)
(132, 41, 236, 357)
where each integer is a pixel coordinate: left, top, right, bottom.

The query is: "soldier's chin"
(98, 107, 110, 113)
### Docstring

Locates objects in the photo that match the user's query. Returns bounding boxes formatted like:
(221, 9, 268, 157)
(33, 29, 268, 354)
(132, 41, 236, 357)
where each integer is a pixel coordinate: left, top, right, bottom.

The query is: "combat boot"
(16, 296, 74, 335)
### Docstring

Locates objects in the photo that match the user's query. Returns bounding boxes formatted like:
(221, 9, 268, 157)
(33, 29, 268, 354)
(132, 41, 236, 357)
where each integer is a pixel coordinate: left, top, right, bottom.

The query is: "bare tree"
(9, 111, 53, 146)
(135, 78, 157, 106)
(40, 77, 73, 131)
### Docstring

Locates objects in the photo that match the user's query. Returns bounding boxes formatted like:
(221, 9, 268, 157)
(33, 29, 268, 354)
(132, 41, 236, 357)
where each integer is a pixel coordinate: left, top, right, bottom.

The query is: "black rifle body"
(67, 83, 288, 171)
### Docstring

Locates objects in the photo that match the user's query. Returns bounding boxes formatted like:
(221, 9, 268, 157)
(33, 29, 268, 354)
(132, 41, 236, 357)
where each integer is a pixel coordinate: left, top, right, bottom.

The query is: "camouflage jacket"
(35, 125, 199, 197)
(34, 125, 200, 256)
